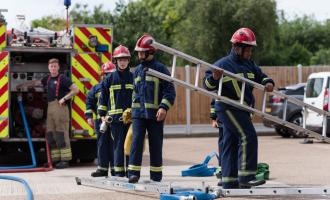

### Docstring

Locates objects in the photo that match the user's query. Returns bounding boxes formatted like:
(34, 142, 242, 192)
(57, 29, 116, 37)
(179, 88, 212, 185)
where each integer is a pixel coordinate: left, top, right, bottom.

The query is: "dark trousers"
(217, 122, 223, 166)
(218, 109, 258, 189)
(111, 122, 130, 177)
(128, 118, 164, 181)
(95, 119, 114, 171)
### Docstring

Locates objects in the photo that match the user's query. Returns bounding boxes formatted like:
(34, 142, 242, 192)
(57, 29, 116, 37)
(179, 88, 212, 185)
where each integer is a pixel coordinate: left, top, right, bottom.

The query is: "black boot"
(110, 169, 115, 176)
(91, 169, 108, 177)
(55, 161, 69, 169)
(239, 179, 266, 188)
(128, 175, 139, 183)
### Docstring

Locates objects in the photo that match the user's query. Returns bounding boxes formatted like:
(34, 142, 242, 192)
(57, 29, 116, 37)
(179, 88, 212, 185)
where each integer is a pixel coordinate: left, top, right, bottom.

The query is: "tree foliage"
(31, 16, 66, 31)
(30, 0, 330, 66)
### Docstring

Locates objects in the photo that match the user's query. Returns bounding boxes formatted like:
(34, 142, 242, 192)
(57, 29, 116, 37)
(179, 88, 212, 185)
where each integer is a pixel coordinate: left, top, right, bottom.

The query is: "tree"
(287, 42, 312, 65)
(171, 0, 278, 65)
(70, 4, 115, 25)
(31, 16, 66, 31)
(310, 49, 330, 65)
(113, 0, 186, 66)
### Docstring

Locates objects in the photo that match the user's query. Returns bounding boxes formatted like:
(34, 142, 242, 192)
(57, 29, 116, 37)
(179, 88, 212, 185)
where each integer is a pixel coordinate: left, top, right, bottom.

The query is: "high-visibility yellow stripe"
(114, 166, 125, 172)
(247, 73, 255, 79)
(0, 25, 6, 49)
(0, 76, 8, 90)
(72, 57, 98, 86)
(101, 53, 111, 64)
(87, 27, 110, 47)
(0, 91, 8, 108)
(73, 42, 85, 53)
(0, 124, 8, 138)
(0, 108, 8, 118)
(231, 80, 241, 99)
(222, 177, 238, 183)
(161, 99, 172, 108)
(0, 51, 8, 138)
(0, 56, 8, 71)
(205, 79, 216, 89)
(73, 94, 86, 111)
(132, 103, 140, 108)
(150, 166, 163, 172)
(74, 28, 94, 52)
(238, 170, 256, 176)
(72, 109, 93, 133)
(226, 110, 247, 170)
(134, 76, 141, 83)
(146, 76, 159, 108)
(79, 53, 100, 75)
(128, 165, 141, 171)
(72, 75, 85, 93)
(98, 105, 108, 111)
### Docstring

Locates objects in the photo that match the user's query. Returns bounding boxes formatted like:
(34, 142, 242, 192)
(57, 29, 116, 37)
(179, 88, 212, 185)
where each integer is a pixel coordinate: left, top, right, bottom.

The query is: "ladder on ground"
(146, 39, 330, 143)
(76, 176, 330, 199)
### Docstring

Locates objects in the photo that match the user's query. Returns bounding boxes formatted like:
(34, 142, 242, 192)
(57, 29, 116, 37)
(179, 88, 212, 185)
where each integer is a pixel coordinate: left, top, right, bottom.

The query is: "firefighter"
(128, 34, 176, 183)
(17, 58, 79, 169)
(98, 45, 133, 177)
(86, 61, 116, 177)
(203, 28, 274, 189)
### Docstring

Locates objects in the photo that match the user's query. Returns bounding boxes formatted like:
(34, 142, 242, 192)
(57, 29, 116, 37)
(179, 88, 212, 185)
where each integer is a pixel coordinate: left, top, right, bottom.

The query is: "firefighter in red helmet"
(203, 28, 274, 189)
(98, 45, 134, 177)
(86, 61, 116, 177)
(127, 34, 176, 183)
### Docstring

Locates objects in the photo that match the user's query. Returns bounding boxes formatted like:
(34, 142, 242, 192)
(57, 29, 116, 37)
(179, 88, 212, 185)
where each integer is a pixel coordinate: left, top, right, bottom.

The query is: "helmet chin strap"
(139, 51, 152, 62)
(234, 44, 252, 59)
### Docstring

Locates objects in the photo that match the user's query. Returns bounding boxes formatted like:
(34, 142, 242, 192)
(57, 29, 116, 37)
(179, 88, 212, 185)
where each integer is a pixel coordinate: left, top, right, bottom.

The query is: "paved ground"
(1, 134, 330, 200)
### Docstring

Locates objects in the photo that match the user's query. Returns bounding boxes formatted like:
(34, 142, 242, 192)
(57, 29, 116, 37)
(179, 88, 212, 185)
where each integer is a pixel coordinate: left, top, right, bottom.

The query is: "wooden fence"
(165, 66, 330, 124)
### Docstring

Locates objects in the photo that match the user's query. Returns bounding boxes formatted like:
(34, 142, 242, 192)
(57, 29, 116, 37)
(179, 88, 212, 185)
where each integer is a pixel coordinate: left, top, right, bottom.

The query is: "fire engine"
(0, 10, 112, 163)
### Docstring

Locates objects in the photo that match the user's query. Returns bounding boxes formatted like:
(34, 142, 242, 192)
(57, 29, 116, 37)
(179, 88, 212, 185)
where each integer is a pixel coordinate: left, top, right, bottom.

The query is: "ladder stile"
(303, 106, 307, 129)
(217, 74, 223, 96)
(171, 55, 177, 78)
(262, 91, 267, 113)
(322, 114, 327, 137)
(194, 64, 201, 87)
(282, 98, 288, 121)
(240, 81, 246, 104)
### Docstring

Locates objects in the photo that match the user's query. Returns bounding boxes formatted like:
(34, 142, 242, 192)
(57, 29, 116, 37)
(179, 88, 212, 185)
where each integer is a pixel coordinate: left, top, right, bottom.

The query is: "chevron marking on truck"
(0, 25, 6, 50)
(0, 51, 9, 138)
(74, 26, 112, 54)
(71, 53, 101, 137)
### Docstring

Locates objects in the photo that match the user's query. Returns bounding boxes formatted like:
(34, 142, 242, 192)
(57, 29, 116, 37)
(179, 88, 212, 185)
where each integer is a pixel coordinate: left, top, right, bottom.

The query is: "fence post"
(185, 65, 191, 135)
(297, 64, 302, 83)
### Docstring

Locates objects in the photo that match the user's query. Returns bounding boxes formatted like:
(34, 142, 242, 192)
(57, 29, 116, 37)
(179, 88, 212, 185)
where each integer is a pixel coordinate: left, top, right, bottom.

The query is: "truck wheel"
(288, 114, 307, 138)
(275, 127, 291, 138)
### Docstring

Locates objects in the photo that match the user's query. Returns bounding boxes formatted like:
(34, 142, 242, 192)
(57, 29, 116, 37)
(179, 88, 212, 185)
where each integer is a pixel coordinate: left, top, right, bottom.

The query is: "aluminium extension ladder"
(76, 39, 330, 199)
(147, 39, 330, 143)
(76, 176, 330, 198)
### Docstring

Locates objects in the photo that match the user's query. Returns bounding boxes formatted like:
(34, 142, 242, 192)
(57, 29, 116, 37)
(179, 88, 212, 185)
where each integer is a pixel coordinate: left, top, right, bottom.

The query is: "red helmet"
(101, 61, 116, 76)
(230, 28, 257, 46)
(134, 34, 156, 52)
(113, 45, 131, 59)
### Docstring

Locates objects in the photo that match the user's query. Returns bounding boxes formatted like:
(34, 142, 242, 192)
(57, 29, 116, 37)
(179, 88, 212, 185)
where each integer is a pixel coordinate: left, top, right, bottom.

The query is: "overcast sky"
(1, 0, 330, 29)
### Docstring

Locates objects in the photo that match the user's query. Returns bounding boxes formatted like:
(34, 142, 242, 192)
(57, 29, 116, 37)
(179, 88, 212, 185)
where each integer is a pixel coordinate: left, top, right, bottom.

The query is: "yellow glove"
(122, 108, 132, 124)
